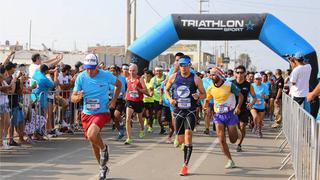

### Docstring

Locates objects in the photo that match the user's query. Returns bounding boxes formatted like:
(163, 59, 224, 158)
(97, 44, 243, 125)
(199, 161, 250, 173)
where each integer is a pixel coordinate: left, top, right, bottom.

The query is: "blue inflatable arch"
(127, 13, 318, 116)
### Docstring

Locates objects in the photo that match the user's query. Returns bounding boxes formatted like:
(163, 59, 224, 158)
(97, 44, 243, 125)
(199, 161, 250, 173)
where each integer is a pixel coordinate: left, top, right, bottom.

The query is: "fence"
(1, 90, 82, 144)
(279, 93, 319, 180)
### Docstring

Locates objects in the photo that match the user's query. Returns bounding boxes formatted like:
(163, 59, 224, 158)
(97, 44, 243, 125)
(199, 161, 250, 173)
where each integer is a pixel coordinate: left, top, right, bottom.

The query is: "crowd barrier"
(1, 90, 82, 143)
(279, 93, 319, 180)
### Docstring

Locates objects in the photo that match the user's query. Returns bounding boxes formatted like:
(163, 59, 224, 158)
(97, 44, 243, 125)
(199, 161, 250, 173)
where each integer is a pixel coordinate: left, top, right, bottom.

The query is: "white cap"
(254, 73, 262, 79)
(83, 54, 99, 69)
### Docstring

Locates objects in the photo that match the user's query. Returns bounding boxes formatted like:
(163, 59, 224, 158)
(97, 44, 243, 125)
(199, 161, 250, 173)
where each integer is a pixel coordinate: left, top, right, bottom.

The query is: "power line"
(144, 0, 163, 18)
(180, 0, 197, 11)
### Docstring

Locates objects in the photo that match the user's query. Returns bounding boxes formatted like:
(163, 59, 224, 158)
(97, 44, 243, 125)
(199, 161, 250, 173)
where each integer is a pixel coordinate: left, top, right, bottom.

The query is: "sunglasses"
(179, 64, 190, 67)
(236, 71, 245, 74)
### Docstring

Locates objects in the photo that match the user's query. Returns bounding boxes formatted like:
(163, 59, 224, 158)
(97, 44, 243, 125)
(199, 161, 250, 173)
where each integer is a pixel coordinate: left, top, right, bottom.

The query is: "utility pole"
(28, 20, 32, 50)
(125, 0, 131, 52)
(198, 0, 209, 71)
(131, 0, 137, 42)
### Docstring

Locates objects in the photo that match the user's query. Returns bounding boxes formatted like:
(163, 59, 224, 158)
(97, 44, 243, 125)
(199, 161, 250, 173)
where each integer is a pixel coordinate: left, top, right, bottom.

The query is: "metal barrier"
(1, 89, 82, 145)
(279, 93, 319, 180)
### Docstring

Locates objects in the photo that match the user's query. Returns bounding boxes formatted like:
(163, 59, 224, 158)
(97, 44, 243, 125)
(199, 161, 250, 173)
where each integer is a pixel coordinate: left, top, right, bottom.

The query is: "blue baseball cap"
(83, 54, 99, 69)
(179, 56, 191, 65)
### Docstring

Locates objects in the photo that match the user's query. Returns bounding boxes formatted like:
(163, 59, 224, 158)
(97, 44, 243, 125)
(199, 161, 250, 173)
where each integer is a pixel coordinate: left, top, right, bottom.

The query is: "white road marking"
(2, 146, 90, 179)
(88, 137, 166, 180)
(182, 138, 219, 179)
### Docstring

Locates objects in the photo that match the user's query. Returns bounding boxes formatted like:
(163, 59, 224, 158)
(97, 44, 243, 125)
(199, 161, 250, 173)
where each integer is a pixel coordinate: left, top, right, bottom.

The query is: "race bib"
(86, 99, 100, 111)
(177, 98, 191, 109)
(216, 104, 231, 113)
(256, 99, 262, 105)
(129, 90, 139, 98)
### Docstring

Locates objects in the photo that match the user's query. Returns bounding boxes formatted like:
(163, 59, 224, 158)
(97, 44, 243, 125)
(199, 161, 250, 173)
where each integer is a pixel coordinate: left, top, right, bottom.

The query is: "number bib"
(86, 99, 100, 111)
(256, 99, 262, 105)
(129, 90, 139, 98)
(177, 98, 191, 109)
(216, 104, 231, 113)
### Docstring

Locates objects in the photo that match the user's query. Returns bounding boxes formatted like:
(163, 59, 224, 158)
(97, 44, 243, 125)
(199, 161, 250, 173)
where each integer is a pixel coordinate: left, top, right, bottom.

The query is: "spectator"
(29, 53, 63, 79)
(271, 69, 285, 128)
(31, 64, 58, 115)
(5, 62, 25, 146)
(0, 65, 13, 149)
(283, 69, 291, 94)
(288, 52, 312, 105)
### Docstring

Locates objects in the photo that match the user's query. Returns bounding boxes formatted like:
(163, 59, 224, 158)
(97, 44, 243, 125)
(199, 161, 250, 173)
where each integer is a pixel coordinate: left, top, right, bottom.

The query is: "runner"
(165, 55, 206, 176)
(232, 65, 257, 152)
(204, 67, 244, 168)
(150, 66, 166, 134)
(159, 79, 174, 143)
(201, 68, 213, 135)
(124, 63, 149, 145)
(108, 65, 126, 140)
(71, 54, 122, 180)
(142, 70, 155, 133)
(250, 73, 269, 138)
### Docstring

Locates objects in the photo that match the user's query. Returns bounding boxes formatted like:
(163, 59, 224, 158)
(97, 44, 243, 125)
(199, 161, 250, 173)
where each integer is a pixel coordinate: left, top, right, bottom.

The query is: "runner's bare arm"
(249, 84, 257, 105)
(71, 90, 83, 103)
(203, 87, 213, 110)
(112, 79, 122, 101)
(165, 73, 176, 105)
(138, 77, 149, 95)
(2, 50, 15, 65)
(194, 75, 206, 100)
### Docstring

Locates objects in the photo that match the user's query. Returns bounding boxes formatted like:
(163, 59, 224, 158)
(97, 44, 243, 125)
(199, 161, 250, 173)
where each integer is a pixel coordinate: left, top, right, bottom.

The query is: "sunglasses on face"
(179, 64, 189, 67)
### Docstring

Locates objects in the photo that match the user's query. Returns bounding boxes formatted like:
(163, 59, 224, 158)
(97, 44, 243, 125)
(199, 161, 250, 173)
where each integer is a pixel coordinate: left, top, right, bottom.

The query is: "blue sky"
(0, 0, 319, 71)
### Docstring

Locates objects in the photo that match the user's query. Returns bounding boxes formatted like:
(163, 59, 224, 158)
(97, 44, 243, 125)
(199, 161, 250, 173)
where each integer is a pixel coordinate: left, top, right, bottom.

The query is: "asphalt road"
(0, 121, 293, 180)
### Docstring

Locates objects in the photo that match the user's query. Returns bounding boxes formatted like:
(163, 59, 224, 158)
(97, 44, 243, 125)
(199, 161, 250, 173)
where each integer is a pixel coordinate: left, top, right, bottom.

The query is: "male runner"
(71, 54, 122, 180)
(165, 55, 206, 176)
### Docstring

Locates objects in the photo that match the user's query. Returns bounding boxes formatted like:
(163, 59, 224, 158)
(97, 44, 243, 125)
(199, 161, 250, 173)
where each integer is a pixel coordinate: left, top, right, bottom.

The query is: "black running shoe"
(100, 144, 109, 167)
(99, 165, 109, 180)
(159, 128, 166, 135)
(9, 140, 21, 146)
(203, 128, 209, 135)
(236, 145, 242, 152)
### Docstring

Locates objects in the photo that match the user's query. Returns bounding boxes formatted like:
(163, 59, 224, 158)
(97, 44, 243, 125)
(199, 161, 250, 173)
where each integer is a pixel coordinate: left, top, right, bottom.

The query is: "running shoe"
(236, 145, 242, 152)
(9, 140, 21, 146)
(203, 128, 209, 135)
(179, 164, 188, 176)
(144, 118, 147, 126)
(147, 126, 153, 133)
(159, 128, 166, 135)
(100, 144, 109, 167)
(174, 138, 180, 148)
(225, 160, 236, 169)
(258, 131, 263, 138)
(2, 140, 12, 150)
(251, 126, 257, 134)
(166, 137, 172, 144)
(139, 130, 145, 138)
(117, 127, 125, 140)
(124, 138, 133, 145)
(180, 143, 185, 151)
(99, 165, 109, 180)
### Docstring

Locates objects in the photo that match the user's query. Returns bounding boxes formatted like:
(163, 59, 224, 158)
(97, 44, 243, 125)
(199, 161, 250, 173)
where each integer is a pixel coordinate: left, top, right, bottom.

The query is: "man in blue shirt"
(71, 54, 122, 180)
(31, 64, 56, 111)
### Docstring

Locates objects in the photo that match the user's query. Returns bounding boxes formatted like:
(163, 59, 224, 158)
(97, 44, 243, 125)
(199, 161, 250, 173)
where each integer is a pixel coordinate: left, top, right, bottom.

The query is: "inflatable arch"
(127, 13, 319, 116)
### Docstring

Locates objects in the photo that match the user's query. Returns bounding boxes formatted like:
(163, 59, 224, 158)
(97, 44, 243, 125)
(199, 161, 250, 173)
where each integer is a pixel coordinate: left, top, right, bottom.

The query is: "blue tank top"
(172, 72, 197, 111)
